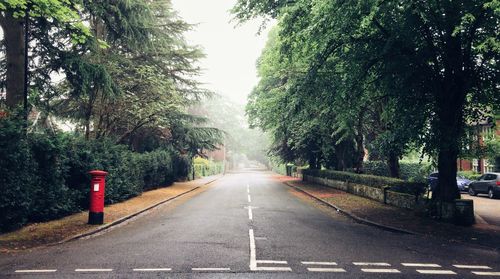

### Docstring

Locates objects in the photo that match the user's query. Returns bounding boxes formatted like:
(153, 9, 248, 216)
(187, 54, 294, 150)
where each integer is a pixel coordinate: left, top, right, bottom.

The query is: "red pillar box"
(88, 170, 108, 225)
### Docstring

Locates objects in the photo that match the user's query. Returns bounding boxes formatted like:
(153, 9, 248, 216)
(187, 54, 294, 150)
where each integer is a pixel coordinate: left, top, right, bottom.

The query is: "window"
(485, 160, 493, 173)
(485, 174, 497, 180)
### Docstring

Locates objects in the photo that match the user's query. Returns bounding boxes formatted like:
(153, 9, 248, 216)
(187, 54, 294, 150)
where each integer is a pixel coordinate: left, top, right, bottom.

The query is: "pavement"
(0, 169, 499, 278)
(462, 194, 500, 227)
(0, 175, 221, 252)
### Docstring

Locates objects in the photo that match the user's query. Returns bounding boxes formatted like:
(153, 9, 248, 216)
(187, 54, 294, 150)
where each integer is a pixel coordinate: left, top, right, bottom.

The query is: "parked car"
(468, 172, 500, 199)
(428, 172, 472, 192)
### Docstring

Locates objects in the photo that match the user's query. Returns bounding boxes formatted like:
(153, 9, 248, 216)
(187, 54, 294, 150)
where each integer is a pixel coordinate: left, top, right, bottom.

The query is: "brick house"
(457, 117, 499, 173)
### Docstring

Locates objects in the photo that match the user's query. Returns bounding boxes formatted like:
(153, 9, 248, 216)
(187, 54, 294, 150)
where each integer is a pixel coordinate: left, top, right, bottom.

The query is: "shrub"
(0, 117, 189, 232)
(193, 157, 224, 178)
(29, 133, 76, 221)
(458, 171, 482, 181)
(0, 117, 38, 231)
(361, 161, 432, 182)
(303, 169, 426, 195)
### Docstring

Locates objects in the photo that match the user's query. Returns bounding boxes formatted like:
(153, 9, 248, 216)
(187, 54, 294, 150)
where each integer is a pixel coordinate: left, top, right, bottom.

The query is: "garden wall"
(303, 170, 425, 210)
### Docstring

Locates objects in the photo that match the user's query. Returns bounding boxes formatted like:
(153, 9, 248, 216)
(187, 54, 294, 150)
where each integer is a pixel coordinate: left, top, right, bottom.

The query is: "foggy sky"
(170, 0, 274, 105)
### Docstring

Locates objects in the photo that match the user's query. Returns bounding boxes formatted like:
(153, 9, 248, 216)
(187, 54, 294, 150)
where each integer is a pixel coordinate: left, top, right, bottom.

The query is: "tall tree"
(0, 0, 88, 109)
(234, 0, 500, 214)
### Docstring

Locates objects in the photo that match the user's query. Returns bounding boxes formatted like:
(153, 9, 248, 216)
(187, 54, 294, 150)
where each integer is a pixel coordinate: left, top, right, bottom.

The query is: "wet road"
(1, 169, 499, 278)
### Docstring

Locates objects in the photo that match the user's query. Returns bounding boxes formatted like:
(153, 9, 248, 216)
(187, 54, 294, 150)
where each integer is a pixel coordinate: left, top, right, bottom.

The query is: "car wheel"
(488, 188, 496, 199)
(469, 187, 477, 196)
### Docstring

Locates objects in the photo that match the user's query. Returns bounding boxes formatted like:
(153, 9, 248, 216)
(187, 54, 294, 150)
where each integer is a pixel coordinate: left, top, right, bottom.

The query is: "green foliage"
(235, 0, 500, 203)
(0, 0, 90, 38)
(193, 157, 224, 178)
(0, 117, 188, 233)
(458, 171, 483, 181)
(0, 0, 225, 233)
(303, 169, 426, 196)
(0, 116, 38, 231)
(199, 96, 270, 166)
(361, 161, 432, 183)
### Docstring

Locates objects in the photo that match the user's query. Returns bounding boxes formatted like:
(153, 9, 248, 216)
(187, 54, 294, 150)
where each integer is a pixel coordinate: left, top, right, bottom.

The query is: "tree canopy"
(1, 0, 222, 155)
(236, 0, 500, 208)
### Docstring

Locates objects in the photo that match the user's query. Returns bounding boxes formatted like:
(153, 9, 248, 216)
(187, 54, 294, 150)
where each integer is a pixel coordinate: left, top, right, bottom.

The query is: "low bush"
(303, 169, 426, 195)
(458, 171, 482, 181)
(361, 161, 432, 182)
(193, 157, 224, 178)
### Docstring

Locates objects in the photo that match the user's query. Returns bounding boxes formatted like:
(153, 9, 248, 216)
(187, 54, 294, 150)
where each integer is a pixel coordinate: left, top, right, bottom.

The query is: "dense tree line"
(0, 0, 222, 231)
(234, 0, 499, 213)
(1, 0, 222, 152)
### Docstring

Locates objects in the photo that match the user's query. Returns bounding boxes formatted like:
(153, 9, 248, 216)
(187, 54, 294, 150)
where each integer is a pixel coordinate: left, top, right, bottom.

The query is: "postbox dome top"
(89, 170, 108, 176)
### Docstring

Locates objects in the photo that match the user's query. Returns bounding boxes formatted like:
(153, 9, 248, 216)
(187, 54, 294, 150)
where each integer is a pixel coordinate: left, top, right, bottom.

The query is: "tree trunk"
(432, 81, 465, 204)
(0, 12, 25, 108)
(308, 156, 320, 170)
(387, 153, 400, 178)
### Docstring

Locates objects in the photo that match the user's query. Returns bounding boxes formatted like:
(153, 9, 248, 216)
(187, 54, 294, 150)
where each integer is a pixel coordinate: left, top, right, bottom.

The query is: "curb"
(283, 181, 418, 235)
(54, 175, 222, 245)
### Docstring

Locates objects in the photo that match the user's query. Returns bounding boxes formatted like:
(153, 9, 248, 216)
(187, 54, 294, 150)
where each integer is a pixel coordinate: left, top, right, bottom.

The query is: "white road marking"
(354, 262, 391, 266)
(75, 269, 113, 272)
(402, 263, 441, 267)
(254, 267, 292, 271)
(192, 268, 231, 271)
(248, 206, 253, 220)
(133, 268, 172, 271)
(361, 268, 401, 273)
(416, 270, 456, 275)
(302, 261, 337, 266)
(249, 229, 257, 271)
(247, 183, 250, 194)
(256, 260, 287, 264)
(307, 267, 346, 272)
(248, 194, 252, 203)
(453, 265, 492, 269)
(15, 270, 57, 273)
(472, 271, 500, 276)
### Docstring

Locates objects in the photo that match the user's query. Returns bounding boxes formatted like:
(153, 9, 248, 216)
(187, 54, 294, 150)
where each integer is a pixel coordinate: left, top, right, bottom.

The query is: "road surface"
(1, 169, 499, 278)
(462, 194, 500, 227)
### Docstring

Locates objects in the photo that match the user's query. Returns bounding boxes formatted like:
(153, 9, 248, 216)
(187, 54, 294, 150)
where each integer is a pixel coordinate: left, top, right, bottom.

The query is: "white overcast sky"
(170, 0, 274, 105)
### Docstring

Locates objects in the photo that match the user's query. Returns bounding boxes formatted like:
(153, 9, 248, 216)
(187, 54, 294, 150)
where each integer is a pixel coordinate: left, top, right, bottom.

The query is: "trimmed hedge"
(193, 157, 224, 178)
(303, 169, 426, 195)
(0, 118, 189, 232)
(359, 161, 432, 182)
(458, 171, 482, 181)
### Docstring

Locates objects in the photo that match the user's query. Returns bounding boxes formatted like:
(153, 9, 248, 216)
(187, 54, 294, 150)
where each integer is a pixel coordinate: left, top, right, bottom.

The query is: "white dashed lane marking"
(302, 261, 338, 266)
(472, 271, 500, 276)
(307, 268, 346, 272)
(249, 229, 257, 271)
(402, 263, 441, 267)
(417, 269, 457, 275)
(361, 268, 401, 273)
(254, 267, 292, 271)
(248, 194, 252, 203)
(15, 270, 57, 273)
(75, 269, 112, 272)
(354, 262, 391, 266)
(192, 268, 230, 271)
(256, 260, 287, 264)
(133, 268, 172, 271)
(454, 265, 492, 269)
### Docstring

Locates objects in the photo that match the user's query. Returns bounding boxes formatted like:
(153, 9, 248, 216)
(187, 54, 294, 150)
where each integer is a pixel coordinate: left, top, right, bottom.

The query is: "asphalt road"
(1, 169, 499, 278)
(462, 194, 500, 227)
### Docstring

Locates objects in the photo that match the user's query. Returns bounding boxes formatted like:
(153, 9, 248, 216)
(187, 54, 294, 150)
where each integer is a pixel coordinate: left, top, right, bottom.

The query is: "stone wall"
(304, 174, 419, 210)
